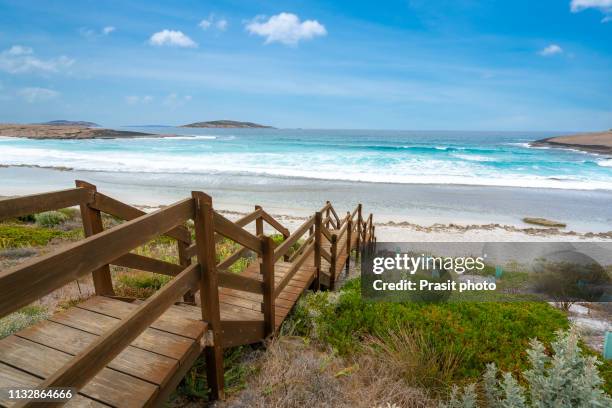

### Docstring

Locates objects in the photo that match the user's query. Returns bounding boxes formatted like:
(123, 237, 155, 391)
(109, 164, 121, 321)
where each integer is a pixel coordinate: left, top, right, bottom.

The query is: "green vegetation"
(176, 346, 256, 402)
(35, 211, 69, 227)
(442, 330, 612, 407)
(0, 224, 82, 249)
(0, 305, 48, 339)
(286, 278, 612, 396)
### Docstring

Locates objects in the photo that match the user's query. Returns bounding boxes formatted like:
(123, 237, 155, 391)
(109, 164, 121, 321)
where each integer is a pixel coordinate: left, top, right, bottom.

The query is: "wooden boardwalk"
(0, 183, 375, 407)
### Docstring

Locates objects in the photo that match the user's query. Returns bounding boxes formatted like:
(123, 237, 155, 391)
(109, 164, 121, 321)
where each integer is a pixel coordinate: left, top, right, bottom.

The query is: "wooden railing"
(0, 182, 375, 405)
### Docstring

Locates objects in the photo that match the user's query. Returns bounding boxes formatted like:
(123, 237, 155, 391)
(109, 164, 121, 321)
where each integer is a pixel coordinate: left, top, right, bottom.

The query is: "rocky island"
(531, 130, 612, 154)
(0, 124, 155, 139)
(182, 120, 274, 128)
(37, 120, 101, 127)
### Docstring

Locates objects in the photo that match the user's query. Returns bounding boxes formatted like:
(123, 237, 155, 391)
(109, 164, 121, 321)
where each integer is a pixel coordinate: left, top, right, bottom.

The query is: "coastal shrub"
(0, 305, 48, 339)
(0, 224, 66, 248)
(365, 326, 463, 392)
(175, 346, 255, 402)
(115, 272, 171, 298)
(441, 330, 612, 407)
(34, 211, 68, 227)
(289, 278, 569, 381)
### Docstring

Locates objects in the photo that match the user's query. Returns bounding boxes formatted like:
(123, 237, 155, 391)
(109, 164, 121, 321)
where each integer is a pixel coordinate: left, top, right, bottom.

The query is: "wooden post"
(313, 212, 322, 291)
(177, 240, 194, 303)
(191, 191, 224, 401)
(255, 205, 263, 236)
(282, 230, 290, 262)
(261, 235, 275, 336)
(346, 212, 352, 274)
(75, 180, 114, 296)
(329, 234, 337, 290)
(356, 204, 362, 261)
(325, 201, 331, 229)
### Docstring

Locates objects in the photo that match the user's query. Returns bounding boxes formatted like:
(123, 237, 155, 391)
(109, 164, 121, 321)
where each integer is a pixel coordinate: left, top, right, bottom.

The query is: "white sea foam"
(2, 143, 612, 191)
(452, 154, 495, 162)
(597, 159, 612, 167)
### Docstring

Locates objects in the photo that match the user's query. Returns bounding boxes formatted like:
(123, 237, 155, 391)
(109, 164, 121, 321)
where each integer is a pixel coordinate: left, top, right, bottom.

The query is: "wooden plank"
(0, 334, 175, 389)
(192, 192, 224, 401)
(90, 191, 190, 244)
(150, 341, 201, 408)
(184, 243, 197, 259)
(0, 198, 194, 319)
(0, 363, 108, 408)
(274, 243, 314, 298)
(0, 363, 105, 407)
(16, 320, 183, 385)
(219, 300, 264, 321)
(235, 208, 262, 228)
(0, 188, 89, 222)
(321, 224, 332, 241)
(112, 253, 184, 276)
(273, 216, 314, 262)
(75, 181, 114, 297)
(328, 204, 341, 228)
(216, 246, 251, 270)
(219, 321, 265, 348)
(217, 270, 264, 295)
(48, 307, 198, 364)
(260, 211, 290, 237)
(0, 341, 157, 408)
(76, 297, 204, 340)
(213, 211, 262, 254)
(17, 263, 201, 402)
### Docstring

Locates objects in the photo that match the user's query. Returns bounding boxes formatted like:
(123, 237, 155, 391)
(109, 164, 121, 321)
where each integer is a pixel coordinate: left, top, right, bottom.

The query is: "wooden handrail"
(0, 198, 194, 318)
(15, 263, 201, 407)
(274, 241, 315, 298)
(260, 210, 290, 237)
(0, 187, 90, 221)
(350, 205, 359, 221)
(213, 211, 263, 254)
(217, 246, 252, 270)
(234, 208, 263, 227)
(328, 204, 341, 228)
(321, 247, 332, 262)
(273, 215, 315, 262)
(91, 190, 191, 243)
(319, 202, 331, 213)
(112, 253, 184, 276)
(288, 234, 314, 262)
(321, 224, 332, 241)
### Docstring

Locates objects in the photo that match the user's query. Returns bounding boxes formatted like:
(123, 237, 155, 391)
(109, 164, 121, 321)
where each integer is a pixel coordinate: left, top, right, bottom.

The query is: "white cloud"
(571, 0, 612, 21)
(125, 95, 153, 105)
(199, 15, 228, 31)
(216, 19, 228, 31)
(6, 45, 33, 56)
(539, 44, 563, 56)
(164, 93, 192, 108)
(18, 87, 59, 103)
(80, 26, 116, 38)
(149, 30, 197, 47)
(245, 12, 326, 45)
(0, 45, 74, 74)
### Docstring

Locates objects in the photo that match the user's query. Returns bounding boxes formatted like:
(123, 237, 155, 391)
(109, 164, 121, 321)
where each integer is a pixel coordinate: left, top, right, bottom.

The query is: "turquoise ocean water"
(1, 128, 611, 191)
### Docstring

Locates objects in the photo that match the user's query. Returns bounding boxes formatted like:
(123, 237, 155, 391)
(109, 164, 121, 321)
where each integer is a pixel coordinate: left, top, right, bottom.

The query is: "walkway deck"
(0, 184, 375, 406)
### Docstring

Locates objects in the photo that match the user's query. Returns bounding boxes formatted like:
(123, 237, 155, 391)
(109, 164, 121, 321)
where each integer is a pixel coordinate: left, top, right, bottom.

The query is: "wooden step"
(0, 296, 206, 408)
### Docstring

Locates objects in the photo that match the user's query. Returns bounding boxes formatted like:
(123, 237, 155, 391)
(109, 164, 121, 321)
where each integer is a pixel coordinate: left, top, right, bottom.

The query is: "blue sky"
(0, 0, 610, 130)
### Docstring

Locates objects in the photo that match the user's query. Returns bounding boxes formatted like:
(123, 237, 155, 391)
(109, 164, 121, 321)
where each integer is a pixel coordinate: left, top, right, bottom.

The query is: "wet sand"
(2, 166, 612, 238)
